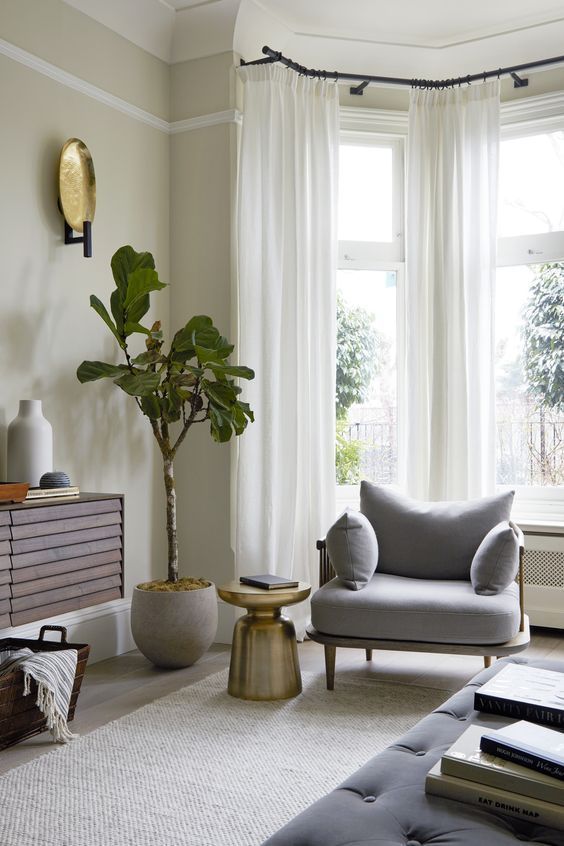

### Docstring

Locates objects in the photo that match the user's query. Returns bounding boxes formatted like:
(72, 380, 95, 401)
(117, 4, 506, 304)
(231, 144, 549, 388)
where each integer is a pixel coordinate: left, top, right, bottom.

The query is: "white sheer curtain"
(401, 81, 500, 501)
(235, 65, 339, 637)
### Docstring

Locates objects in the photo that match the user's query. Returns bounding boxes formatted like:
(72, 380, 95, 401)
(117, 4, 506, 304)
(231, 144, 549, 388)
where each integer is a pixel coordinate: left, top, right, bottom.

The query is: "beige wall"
(0, 0, 170, 120)
(0, 8, 170, 599)
(170, 55, 240, 623)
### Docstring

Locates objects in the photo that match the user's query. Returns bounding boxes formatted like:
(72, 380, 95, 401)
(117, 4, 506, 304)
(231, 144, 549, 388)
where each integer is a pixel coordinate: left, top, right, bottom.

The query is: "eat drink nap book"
(426, 760, 564, 830)
(239, 575, 299, 590)
(474, 664, 564, 727)
(480, 720, 564, 782)
(441, 724, 564, 807)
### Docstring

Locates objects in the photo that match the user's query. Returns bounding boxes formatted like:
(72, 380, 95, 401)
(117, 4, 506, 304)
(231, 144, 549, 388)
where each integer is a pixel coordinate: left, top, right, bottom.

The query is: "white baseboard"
(0, 599, 135, 664)
(0, 598, 235, 661)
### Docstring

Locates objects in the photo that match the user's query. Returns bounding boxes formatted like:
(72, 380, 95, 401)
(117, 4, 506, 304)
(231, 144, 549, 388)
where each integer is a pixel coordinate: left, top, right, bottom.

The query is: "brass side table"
(217, 581, 311, 701)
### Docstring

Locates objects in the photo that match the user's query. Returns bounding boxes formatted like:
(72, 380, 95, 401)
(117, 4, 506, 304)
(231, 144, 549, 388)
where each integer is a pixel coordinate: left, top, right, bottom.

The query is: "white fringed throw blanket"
(0, 647, 78, 742)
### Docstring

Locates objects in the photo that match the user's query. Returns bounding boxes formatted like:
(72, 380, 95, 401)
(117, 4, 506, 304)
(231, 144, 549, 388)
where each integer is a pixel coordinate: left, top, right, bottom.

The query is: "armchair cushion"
(311, 574, 520, 644)
(470, 521, 519, 595)
(326, 510, 378, 590)
(359, 483, 515, 580)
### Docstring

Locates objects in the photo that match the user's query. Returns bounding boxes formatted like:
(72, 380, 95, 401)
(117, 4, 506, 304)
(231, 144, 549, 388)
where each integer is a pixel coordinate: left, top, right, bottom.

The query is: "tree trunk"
(163, 458, 178, 583)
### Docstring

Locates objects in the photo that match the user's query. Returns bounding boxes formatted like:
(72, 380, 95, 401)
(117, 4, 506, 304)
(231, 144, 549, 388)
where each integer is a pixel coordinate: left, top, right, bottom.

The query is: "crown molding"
(0, 37, 170, 132)
(3, 35, 563, 140)
(0, 37, 241, 135)
(170, 109, 242, 133)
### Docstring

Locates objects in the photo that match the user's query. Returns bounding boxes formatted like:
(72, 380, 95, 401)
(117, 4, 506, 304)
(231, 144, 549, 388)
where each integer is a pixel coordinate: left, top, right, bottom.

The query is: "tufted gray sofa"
(262, 658, 564, 846)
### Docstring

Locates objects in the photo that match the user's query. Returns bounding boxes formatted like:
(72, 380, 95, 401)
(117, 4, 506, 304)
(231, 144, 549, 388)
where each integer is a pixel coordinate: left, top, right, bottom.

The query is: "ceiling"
(62, 0, 564, 78)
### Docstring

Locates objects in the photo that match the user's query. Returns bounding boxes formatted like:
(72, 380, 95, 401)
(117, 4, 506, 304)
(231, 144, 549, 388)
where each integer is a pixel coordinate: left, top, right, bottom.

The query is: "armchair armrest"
(316, 538, 336, 587)
(510, 521, 526, 633)
(510, 520, 525, 551)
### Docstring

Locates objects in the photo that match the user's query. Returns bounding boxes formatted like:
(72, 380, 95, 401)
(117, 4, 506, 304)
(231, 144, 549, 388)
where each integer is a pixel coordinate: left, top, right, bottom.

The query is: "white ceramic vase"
(7, 400, 53, 486)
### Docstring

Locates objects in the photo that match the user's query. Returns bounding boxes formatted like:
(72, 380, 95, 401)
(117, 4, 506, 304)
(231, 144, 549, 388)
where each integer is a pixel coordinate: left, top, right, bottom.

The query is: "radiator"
(520, 523, 564, 629)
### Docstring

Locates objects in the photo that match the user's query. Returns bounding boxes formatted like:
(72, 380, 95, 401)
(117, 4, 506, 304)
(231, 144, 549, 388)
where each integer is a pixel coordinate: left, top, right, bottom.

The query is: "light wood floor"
(1, 627, 564, 775)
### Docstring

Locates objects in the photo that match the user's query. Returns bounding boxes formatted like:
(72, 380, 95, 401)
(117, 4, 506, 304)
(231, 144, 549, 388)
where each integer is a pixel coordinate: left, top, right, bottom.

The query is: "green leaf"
(195, 345, 224, 365)
(131, 350, 165, 366)
(77, 361, 126, 383)
(124, 268, 167, 312)
(208, 405, 233, 443)
(111, 246, 155, 300)
(208, 363, 255, 380)
(114, 371, 161, 397)
(110, 289, 124, 335)
(127, 294, 151, 325)
(204, 381, 237, 409)
(173, 316, 213, 353)
(140, 394, 161, 420)
(124, 321, 151, 336)
(90, 295, 124, 348)
(238, 401, 255, 423)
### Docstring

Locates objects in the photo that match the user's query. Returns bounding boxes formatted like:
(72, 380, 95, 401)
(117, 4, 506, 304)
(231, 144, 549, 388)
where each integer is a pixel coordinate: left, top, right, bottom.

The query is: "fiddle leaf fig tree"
(77, 245, 254, 585)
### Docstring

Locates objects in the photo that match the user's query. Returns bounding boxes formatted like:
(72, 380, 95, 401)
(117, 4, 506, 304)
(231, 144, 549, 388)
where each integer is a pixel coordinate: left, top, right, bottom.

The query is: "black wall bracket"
(511, 72, 529, 88)
(64, 219, 92, 258)
(350, 81, 370, 96)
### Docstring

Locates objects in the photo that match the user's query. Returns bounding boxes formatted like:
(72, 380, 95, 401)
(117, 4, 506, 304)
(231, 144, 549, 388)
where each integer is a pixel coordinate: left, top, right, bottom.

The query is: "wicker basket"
(0, 625, 90, 750)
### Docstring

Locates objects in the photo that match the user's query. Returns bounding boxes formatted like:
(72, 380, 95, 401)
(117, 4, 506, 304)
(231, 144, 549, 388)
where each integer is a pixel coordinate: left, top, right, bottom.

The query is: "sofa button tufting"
(363, 795, 377, 803)
(415, 750, 426, 756)
(406, 840, 421, 846)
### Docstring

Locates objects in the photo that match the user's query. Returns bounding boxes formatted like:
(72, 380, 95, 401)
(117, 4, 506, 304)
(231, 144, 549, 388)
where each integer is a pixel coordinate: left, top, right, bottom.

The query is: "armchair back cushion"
(326, 510, 379, 590)
(470, 521, 520, 595)
(359, 483, 514, 580)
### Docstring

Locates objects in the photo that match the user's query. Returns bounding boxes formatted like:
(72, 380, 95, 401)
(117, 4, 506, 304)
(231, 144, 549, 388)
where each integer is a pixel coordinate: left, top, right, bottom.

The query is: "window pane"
(336, 270, 397, 485)
(338, 145, 393, 242)
(496, 264, 564, 486)
(498, 132, 564, 237)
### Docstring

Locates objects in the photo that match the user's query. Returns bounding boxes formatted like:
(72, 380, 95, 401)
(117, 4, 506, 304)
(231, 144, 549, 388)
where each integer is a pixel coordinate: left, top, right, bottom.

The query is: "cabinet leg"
(484, 656, 492, 669)
(365, 649, 373, 661)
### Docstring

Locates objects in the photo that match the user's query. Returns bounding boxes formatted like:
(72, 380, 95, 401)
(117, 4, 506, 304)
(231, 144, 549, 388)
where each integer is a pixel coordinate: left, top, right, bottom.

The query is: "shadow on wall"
(0, 409, 5, 481)
(39, 136, 65, 249)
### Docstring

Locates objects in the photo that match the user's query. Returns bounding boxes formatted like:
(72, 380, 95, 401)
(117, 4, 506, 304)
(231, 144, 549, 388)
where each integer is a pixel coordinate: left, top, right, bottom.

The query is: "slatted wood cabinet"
(0, 494, 124, 628)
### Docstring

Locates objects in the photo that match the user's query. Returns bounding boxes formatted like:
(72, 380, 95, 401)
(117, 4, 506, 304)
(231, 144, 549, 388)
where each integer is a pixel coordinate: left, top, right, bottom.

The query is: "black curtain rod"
(240, 45, 564, 91)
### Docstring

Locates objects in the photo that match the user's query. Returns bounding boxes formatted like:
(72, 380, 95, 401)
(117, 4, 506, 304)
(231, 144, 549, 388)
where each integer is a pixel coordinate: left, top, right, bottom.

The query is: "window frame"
(335, 101, 564, 520)
(338, 133, 405, 266)
(336, 128, 406, 491)
(495, 116, 564, 517)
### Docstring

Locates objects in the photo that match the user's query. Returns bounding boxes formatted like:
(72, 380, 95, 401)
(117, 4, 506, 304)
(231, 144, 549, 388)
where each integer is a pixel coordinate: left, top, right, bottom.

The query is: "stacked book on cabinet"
(425, 665, 564, 830)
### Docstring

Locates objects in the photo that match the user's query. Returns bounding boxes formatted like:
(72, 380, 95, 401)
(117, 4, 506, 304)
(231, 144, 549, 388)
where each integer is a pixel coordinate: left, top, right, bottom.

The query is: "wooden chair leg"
(365, 649, 373, 661)
(324, 644, 336, 690)
(484, 656, 492, 669)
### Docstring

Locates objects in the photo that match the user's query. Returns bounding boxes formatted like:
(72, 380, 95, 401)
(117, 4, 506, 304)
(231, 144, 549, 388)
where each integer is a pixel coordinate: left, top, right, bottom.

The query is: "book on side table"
(239, 574, 299, 590)
(474, 664, 564, 728)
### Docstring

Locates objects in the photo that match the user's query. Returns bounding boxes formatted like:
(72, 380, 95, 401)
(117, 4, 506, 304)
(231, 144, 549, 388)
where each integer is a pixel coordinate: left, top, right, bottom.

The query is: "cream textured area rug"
(0, 669, 447, 846)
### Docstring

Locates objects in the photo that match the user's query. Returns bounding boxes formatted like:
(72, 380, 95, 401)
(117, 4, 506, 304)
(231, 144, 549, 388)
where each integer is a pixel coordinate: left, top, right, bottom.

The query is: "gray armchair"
(307, 483, 530, 689)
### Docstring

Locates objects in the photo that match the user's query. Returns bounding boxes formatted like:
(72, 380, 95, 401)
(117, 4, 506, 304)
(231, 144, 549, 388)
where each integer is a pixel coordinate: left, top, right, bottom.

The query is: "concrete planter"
(130, 582, 218, 669)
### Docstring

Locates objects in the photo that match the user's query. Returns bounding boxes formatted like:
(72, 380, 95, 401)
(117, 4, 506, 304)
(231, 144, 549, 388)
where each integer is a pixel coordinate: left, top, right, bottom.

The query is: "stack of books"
(25, 486, 80, 501)
(425, 665, 564, 830)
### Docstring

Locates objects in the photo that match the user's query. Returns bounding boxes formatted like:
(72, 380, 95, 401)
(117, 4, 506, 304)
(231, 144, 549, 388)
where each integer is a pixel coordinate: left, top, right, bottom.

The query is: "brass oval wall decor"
(58, 138, 96, 257)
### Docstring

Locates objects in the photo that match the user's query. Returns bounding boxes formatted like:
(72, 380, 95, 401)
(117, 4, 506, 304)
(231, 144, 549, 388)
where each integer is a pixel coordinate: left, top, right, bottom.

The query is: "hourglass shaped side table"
(217, 581, 311, 701)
